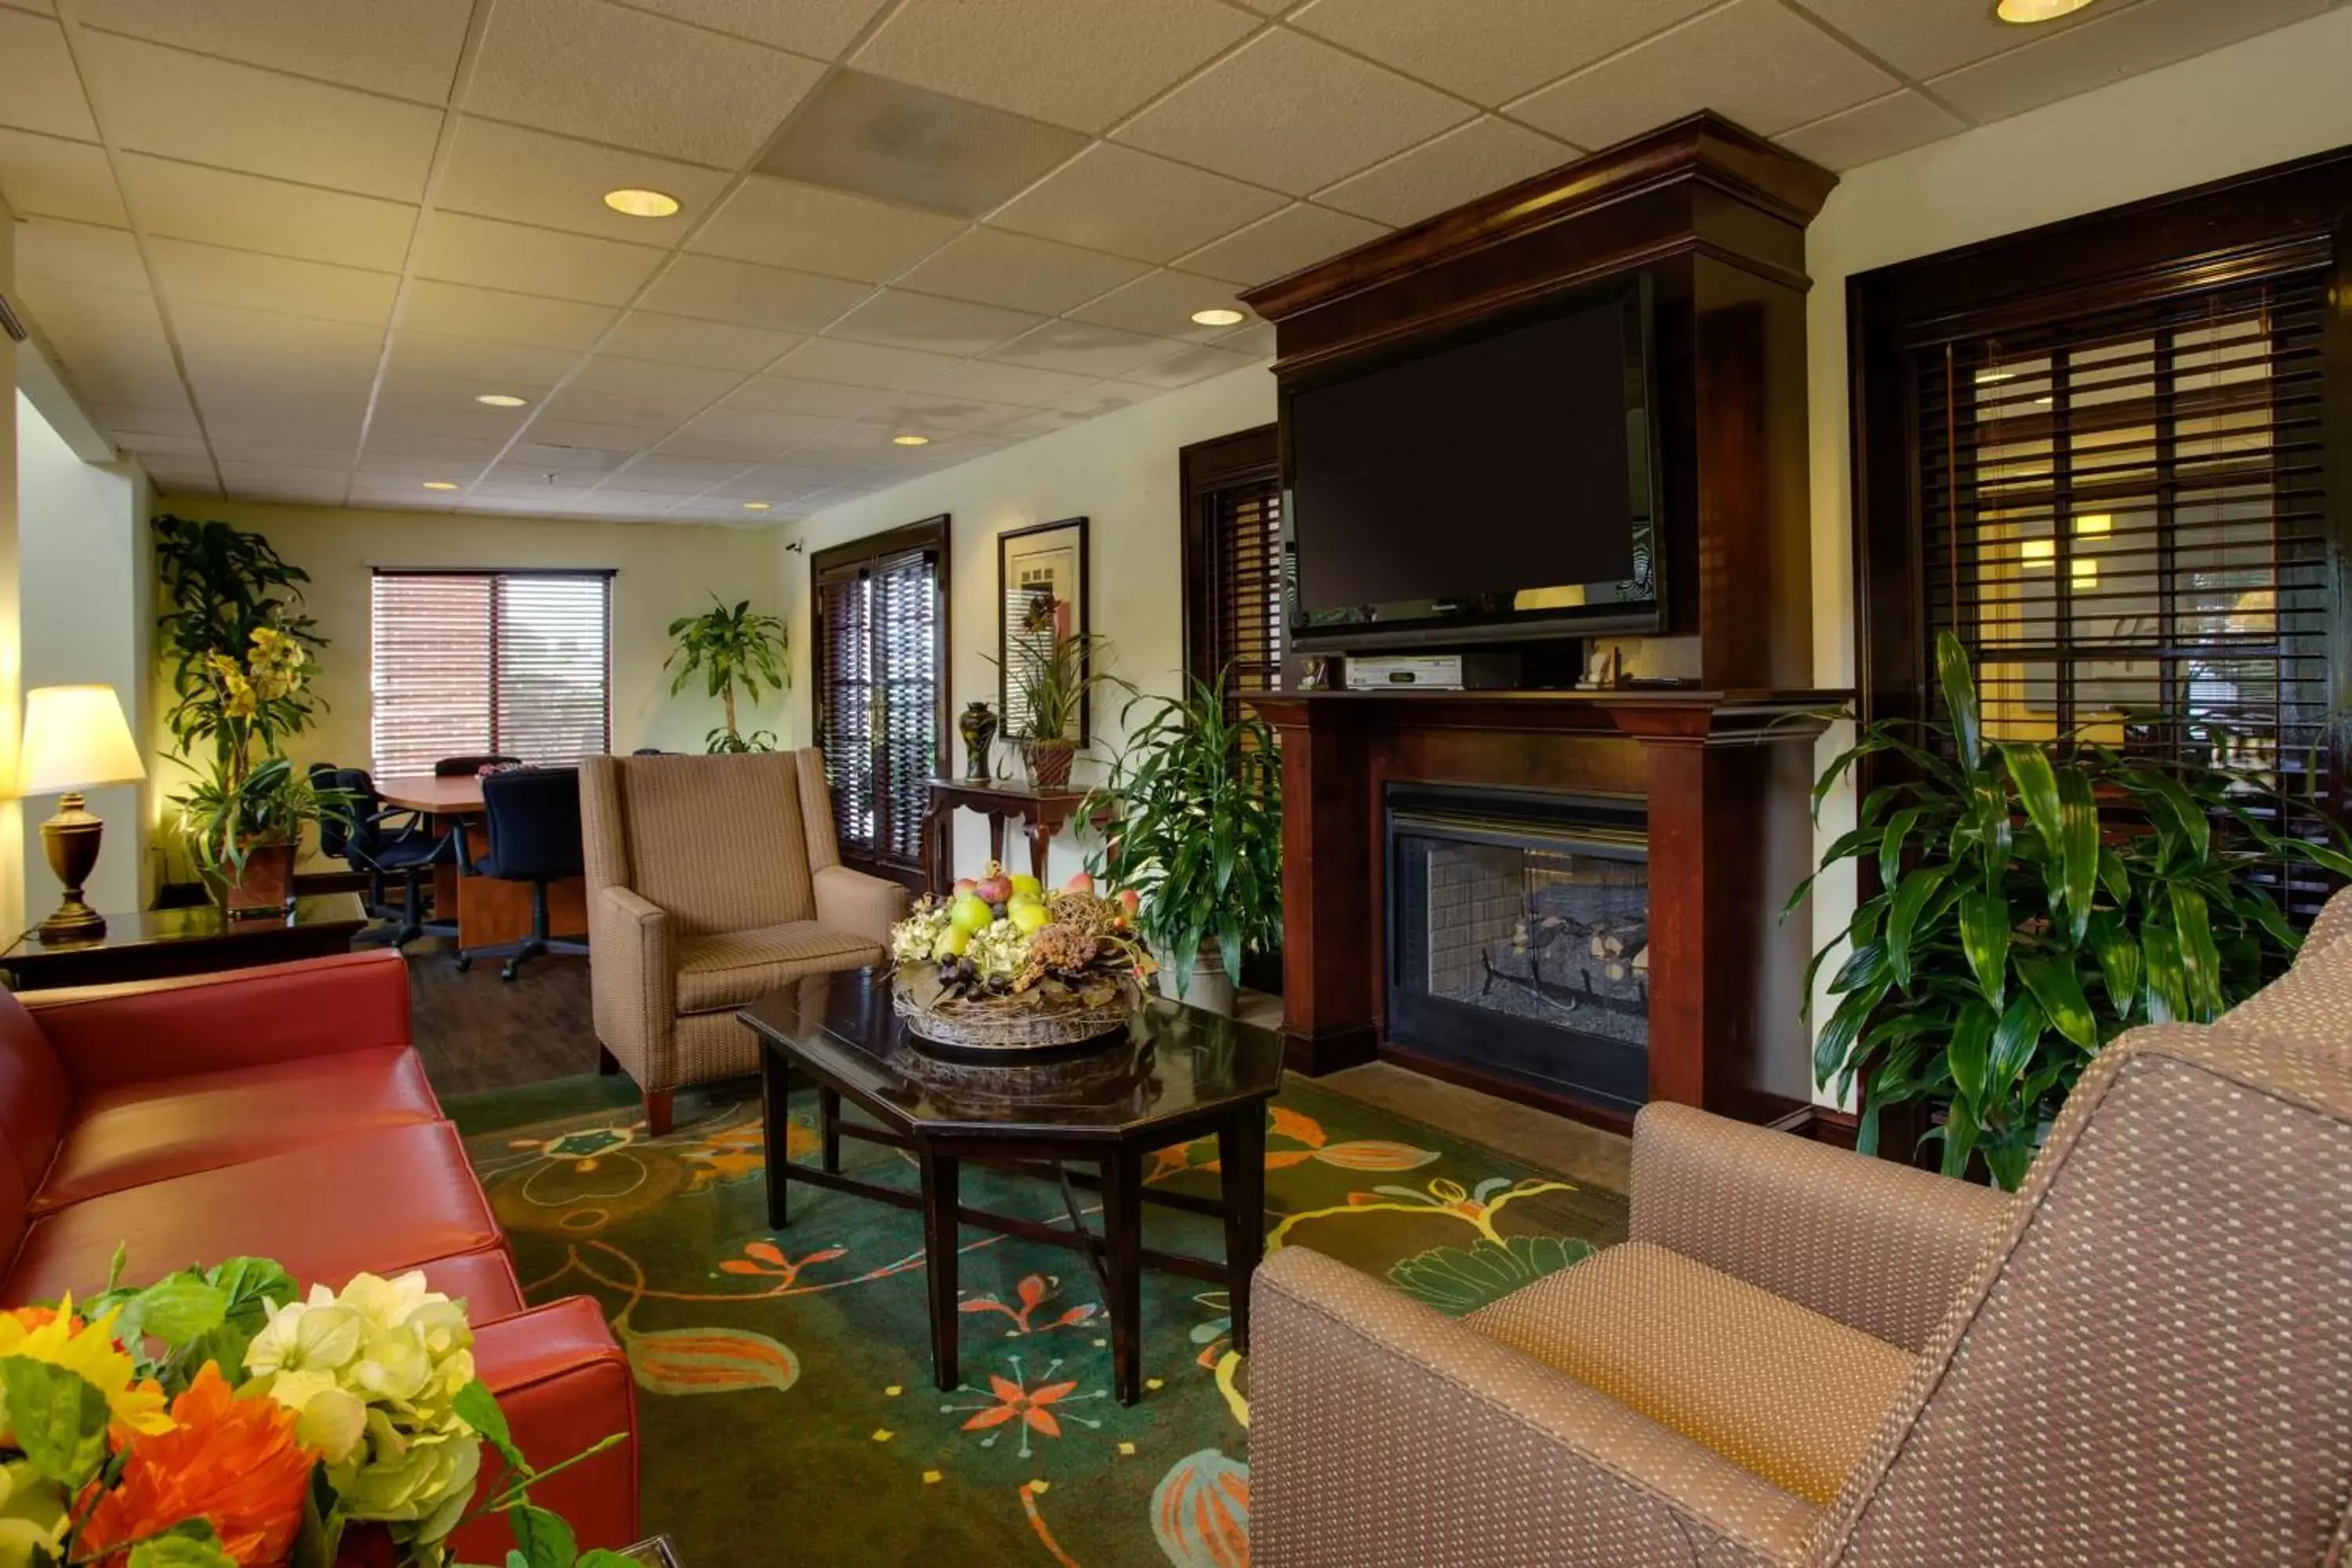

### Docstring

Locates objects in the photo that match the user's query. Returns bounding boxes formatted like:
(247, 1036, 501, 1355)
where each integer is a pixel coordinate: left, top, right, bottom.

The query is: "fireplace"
(1388, 785, 1650, 1112)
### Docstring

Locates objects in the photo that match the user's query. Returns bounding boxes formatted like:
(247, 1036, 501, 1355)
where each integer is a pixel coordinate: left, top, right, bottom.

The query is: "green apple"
(1009, 872, 1044, 899)
(1009, 899, 1051, 934)
(949, 894, 993, 935)
(931, 926, 971, 960)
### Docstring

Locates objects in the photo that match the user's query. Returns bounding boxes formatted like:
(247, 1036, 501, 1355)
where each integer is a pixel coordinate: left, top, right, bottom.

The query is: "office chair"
(434, 753, 519, 777)
(310, 764, 455, 946)
(456, 765, 588, 980)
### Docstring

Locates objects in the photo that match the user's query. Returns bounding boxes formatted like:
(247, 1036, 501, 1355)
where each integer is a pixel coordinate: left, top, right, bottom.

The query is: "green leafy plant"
(665, 596, 787, 753)
(175, 753, 350, 880)
(154, 515, 325, 764)
(1083, 674, 1283, 998)
(1792, 630, 2352, 1189)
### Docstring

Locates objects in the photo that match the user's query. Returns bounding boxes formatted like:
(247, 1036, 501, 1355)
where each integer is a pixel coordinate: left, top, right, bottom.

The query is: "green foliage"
(0, 1355, 111, 1486)
(153, 515, 324, 764)
(989, 630, 1123, 745)
(1083, 674, 1282, 998)
(173, 754, 352, 880)
(1795, 631, 2352, 1189)
(665, 597, 786, 753)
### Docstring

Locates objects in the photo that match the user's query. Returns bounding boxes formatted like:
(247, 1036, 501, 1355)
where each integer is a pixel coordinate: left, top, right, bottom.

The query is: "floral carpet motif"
(455, 1074, 1625, 1566)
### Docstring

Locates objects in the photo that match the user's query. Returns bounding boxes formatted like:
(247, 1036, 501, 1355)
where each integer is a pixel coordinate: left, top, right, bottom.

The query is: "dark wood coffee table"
(738, 967, 1284, 1405)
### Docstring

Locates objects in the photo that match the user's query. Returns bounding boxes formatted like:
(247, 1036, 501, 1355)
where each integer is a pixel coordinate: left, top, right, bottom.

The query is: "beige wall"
(146, 499, 786, 869)
(0, 188, 22, 935)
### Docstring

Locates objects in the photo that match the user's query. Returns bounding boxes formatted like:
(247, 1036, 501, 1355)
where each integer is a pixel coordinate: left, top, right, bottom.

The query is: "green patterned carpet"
(452, 1073, 1626, 1566)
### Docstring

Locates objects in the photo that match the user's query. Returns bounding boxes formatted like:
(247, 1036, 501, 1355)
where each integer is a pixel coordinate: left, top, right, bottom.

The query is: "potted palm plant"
(1083, 675, 1283, 1014)
(1792, 630, 2352, 1188)
(989, 626, 1122, 789)
(665, 596, 789, 753)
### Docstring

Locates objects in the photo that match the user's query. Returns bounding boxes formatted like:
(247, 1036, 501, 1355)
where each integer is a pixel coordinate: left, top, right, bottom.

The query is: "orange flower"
(78, 1363, 318, 1566)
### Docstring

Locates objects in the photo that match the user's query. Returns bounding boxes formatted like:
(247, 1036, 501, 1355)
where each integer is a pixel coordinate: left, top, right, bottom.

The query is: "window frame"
(1179, 423, 1283, 713)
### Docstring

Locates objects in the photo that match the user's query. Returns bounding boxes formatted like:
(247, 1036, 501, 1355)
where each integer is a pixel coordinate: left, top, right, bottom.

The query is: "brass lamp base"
(35, 791, 107, 944)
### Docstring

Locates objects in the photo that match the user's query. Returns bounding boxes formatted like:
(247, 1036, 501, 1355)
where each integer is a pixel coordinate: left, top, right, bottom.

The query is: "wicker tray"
(891, 967, 1143, 1054)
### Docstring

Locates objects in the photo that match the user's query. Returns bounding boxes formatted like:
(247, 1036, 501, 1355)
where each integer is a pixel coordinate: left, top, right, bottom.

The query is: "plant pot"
(222, 840, 296, 919)
(1024, 738, 1076, 789)
(1155, 938, 1236, 1017)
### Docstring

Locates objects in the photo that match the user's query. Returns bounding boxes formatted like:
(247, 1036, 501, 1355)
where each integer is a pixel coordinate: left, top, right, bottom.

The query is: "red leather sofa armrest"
(451, 1297, 641, 1561)
(23, 951, 413, 1097)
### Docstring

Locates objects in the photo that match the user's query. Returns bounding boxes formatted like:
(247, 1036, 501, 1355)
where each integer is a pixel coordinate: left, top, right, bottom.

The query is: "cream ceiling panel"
(652, 426, 797, 463)
(536, 385, 713, 431)
(0, 129, 129, 225)
(401, 279, 619, 350)
(18, 278, 184, 407)
(14, 216, 148, 292)
(522, 418, 671, 452)
(0, 12, 97, 140)
(1050, 379, 1158, 416)
(383, 330, 585, 385)
(768, 337, 968, 390)
(1776, 90, 1969, 173)
(415, 211, 669, 307)
(377, 368, 553, 411)
(75, 0, 473, 103)
(721, 376, 895, 419)
(435, 118, 728, 242)
(354, 450, 494, 477)
(360, 430, 510, 463)
(95, 401, 201, 438)
(598, 310, 800, 372)
(115, 429, 208, 458)
(117, 155, 418, 270)
(369, 402, 535, 442)
(829, 289, 1047, 356)
(1173, 201, 1386, 288)
(905, 356, 1099, 406)
(468, 0, 822, 166)
(1928, 0, 2328, 125)
(896, 229, 1150, 316)
(858, 394, 1031, 434)
(604, 457, 759, 494)
(82, 32, 443, 201)
(147, 238, 400, 327)
(985, 321, 1178, 378)
(1120, 342, 1261, 388)
(568, 354, 745, 405)
(759, 69, 1091, 220)
(688, 177, 966, 281)
(1788, 0, 2117, 81)
(1065, 269, 1251, 343)
(1508, 0, 1896, 147)
(989, 142, 1286, 263)
(637, 254, 872, 332)
(851, 0, 1257, 133)
(672, 406, 847, 448)
(1291, 0, 1715, 107)
(1315, 115, 1573, 227)
(617, 0, 891, 56)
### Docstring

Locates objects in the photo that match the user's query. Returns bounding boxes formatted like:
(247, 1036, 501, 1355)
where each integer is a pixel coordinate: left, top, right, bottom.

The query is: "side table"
(922, 778, 1097, 892)
(1, 893, 370, 990)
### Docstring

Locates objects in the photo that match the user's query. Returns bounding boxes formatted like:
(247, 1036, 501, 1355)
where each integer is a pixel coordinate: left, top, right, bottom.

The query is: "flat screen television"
(1283, 281, 1662, 652)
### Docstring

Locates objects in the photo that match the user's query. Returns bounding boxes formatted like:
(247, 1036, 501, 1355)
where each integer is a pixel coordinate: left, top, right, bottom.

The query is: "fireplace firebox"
(1388, 785, 1650, 1112)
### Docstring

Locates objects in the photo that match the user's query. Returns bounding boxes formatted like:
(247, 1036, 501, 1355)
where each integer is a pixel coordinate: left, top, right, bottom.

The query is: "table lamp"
(18, 684, 147, 942)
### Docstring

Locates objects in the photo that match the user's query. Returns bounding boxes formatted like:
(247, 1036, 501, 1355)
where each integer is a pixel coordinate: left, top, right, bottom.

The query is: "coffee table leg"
(818, 1087, 841, 1174)
(921, 1149, 961, 1391)
(760, 1050, 793, 1230)
(1220, 1105, 1268, 1355)
(1103, 1145, 1144, 1406)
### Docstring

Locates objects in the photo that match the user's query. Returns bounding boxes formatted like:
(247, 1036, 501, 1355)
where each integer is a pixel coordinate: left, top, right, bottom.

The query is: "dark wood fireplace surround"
(1239, 114, 1845, 1133)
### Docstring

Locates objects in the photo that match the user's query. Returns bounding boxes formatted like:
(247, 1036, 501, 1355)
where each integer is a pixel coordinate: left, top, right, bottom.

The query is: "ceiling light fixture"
(1997, 0, 2098, 21)
(476, 392, 528, 408)
(422, 481, 459, 492)
(742, 501, 772, 511)
(892, 434, 930, 446)
(1190, 307, 1245, 327)
(603, 187, 681, 218)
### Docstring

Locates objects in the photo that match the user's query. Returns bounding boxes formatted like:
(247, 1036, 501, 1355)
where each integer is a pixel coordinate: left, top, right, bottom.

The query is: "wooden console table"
(2, 893, 370, 990)
(922, 779, 1097, 893)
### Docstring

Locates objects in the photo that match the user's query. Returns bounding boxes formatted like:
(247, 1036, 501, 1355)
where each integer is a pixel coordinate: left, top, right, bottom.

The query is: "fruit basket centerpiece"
(891, 862, 1156, 1052)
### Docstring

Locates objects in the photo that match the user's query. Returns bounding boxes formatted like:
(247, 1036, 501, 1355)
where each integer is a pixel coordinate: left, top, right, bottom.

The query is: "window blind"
(371, 570, 612, 775)
(815, 566, 876, 854)
(1205, 475, 1284, 720)
(1914, 267, 2334, 913)
(815, 545, 942, 868)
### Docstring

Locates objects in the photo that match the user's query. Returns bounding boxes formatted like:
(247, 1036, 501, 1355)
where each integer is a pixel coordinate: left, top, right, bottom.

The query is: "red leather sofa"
(0, 949, 638, 1558)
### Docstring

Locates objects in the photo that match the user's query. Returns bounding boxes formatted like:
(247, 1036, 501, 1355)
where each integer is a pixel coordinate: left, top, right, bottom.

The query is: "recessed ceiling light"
(603, 187, 681, 218)
(475, 392, 529, 408)
(1191, 307, 1245, 327)
(742, 501, 772, 511)
(422, 481, 459, 492)
(1997, 0, 2097, 20)
(892, 434, 931, 446)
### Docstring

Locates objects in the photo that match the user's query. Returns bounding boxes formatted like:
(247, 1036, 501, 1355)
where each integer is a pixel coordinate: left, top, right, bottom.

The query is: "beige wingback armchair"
(580, 750, 906, 1133)
(1251, 888, 2352, 1566)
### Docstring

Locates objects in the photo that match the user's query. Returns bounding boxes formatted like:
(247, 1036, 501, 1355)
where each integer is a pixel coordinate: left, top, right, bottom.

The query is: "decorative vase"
(959, 700, 1000, 782)
(1023, 737, 1075, 789)
(1154, 938, 1238, 1017)
(223, 839, 296, 919)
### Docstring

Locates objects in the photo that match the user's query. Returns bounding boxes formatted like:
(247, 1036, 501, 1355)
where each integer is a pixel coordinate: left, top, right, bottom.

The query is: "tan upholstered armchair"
(580, 750, 906, 1133)
(1253, 887, 2352, 1566)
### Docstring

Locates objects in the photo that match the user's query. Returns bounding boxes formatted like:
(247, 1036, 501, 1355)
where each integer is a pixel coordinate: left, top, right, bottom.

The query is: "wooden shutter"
(1181, 425, 1283, 718)
(811, 517, 949, 884)
(371, 573, 492, 776)
(815, 566, 876, 854)
(1914, 267, 2336, 913)
(370, 570, 612, 775)
(494, 573, 611, 764)
(875, 546, 941, 865)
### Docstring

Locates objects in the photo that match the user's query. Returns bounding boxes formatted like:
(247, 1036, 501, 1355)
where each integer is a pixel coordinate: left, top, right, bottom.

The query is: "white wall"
(784, 362, 1276, 883)
(1800, 5, 2352, 1104)
(0, 191, 22, 936)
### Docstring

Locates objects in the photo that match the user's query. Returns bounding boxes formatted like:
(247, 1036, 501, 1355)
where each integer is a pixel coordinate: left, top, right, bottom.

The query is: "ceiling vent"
(759, 70, 1085, 219)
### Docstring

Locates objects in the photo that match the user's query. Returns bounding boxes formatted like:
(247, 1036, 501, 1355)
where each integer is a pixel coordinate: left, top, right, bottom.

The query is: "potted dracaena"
(986, 603, 1123, 789)
(664, 595, 788, 753)
(1790, 630, 2352, 1189)
(1082, 673, 1283, 1014)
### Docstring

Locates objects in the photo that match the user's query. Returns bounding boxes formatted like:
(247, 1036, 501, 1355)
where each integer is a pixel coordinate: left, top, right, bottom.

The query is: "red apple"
(974, 873, 1013, 905)
(1063, 870, 1096, 896)
(1117, 887, 1141, 916)
(953, 878, 978, 897)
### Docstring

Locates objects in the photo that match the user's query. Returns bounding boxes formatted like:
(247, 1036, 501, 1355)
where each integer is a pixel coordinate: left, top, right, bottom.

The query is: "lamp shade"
(18, 684, 145, 796)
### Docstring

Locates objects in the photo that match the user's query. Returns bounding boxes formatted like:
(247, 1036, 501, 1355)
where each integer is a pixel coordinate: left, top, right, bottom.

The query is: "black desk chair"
(310, 764, 455, 946)
(456, 765, 588, 980)
(435, 753, 517, 777)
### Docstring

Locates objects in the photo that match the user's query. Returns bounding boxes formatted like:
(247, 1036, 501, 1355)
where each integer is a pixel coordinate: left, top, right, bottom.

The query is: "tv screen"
(1287, 289, 1657, 645)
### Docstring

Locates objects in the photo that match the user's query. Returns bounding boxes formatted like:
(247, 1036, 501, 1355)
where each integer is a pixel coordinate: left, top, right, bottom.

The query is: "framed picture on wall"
(997, 517, 1091, 746)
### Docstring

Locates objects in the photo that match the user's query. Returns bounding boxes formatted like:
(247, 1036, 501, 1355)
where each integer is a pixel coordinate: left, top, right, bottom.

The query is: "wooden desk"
(375, 774, 588, 952)
(922, 779, 1098, 893)
(2, 894, 369, 990)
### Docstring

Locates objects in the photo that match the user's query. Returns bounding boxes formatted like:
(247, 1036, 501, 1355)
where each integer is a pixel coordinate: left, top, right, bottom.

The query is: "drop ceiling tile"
(1507, 0, 1897, 147)
(652, 426, 793, 462)
(1214, 321, 1276, 358)
(96, 401, 201, 438)
(369, 402, 532, 442)
(1788, 0, 2117, 81)
(1119, 342, 1261, 388)
(1927, 0, 2328, 125)
(852, 0, 1256, 134)
(637, 254, 872, 332)
(20, 280, 182, 404)
(616, 0, 888, 54)
(1174, 201, 1386, 288)
(990, 142, 1286, 263)
(468, 0, 822, 166)
(567, 354, 744, 405)
(905, 356, 1098, 405)
(897, 229, 1149, 315)
(436, 118, 727, 243)
(361, 430, 510, 462)
(722, 376, 895, 419)
(377, 368, 551, 412)
(1302, 0, 1714, 107)
(355, 449, 492, 477)
(1050, 379, 1158, 416)
(671, 406, 846, 448)
(710, 463, 840, 497)
(1775, 89, 1967, 172)
(1316, 115, 1574, 227)
(604, 456, 757, 493)
(535, 384, 708, 430)
(416, 212, 669, 307)
(171, 299, 389, 368)
(0, 12, 97, 140)
(1066, 269, 1254, 343)
(987, 408, 1091, 441)
(985, 321, 1179, 378)
(76, 0, 472, 102)
(523, 418, 670, 452)
(114, 429, 208, 458)
(15, 217, 148, 292)
(758, 69, 1090, 220)
(600, 310, 801, 372)
(768, 336, 967, 390)
(0, 129, 129, 225)
(501, 442, 632, 472)
(829, 289, 1047, 356)
(219, 461, 354, 489)
(383, 330, 584, 384)
(211, 439, 361, 469)
(401, 279, 619, 350)
(82, 32, 443, 201)
(147, 238, 399, 326)
(688, 176, 965, 282)
(1117, 29, 1470, 197)
(117, 154, 417, 270)
(860, 393, 1031, 434)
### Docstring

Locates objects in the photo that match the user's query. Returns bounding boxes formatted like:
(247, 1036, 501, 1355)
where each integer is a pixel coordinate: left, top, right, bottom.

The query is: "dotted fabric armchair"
(579, 750, 907, 1134)
(1252, 889, 2352, 1566)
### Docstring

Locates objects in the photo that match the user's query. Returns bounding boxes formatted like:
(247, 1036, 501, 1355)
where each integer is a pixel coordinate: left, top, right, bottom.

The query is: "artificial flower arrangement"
(889, 862, 1156, 1049)
(0, 1252, 626, 1568)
